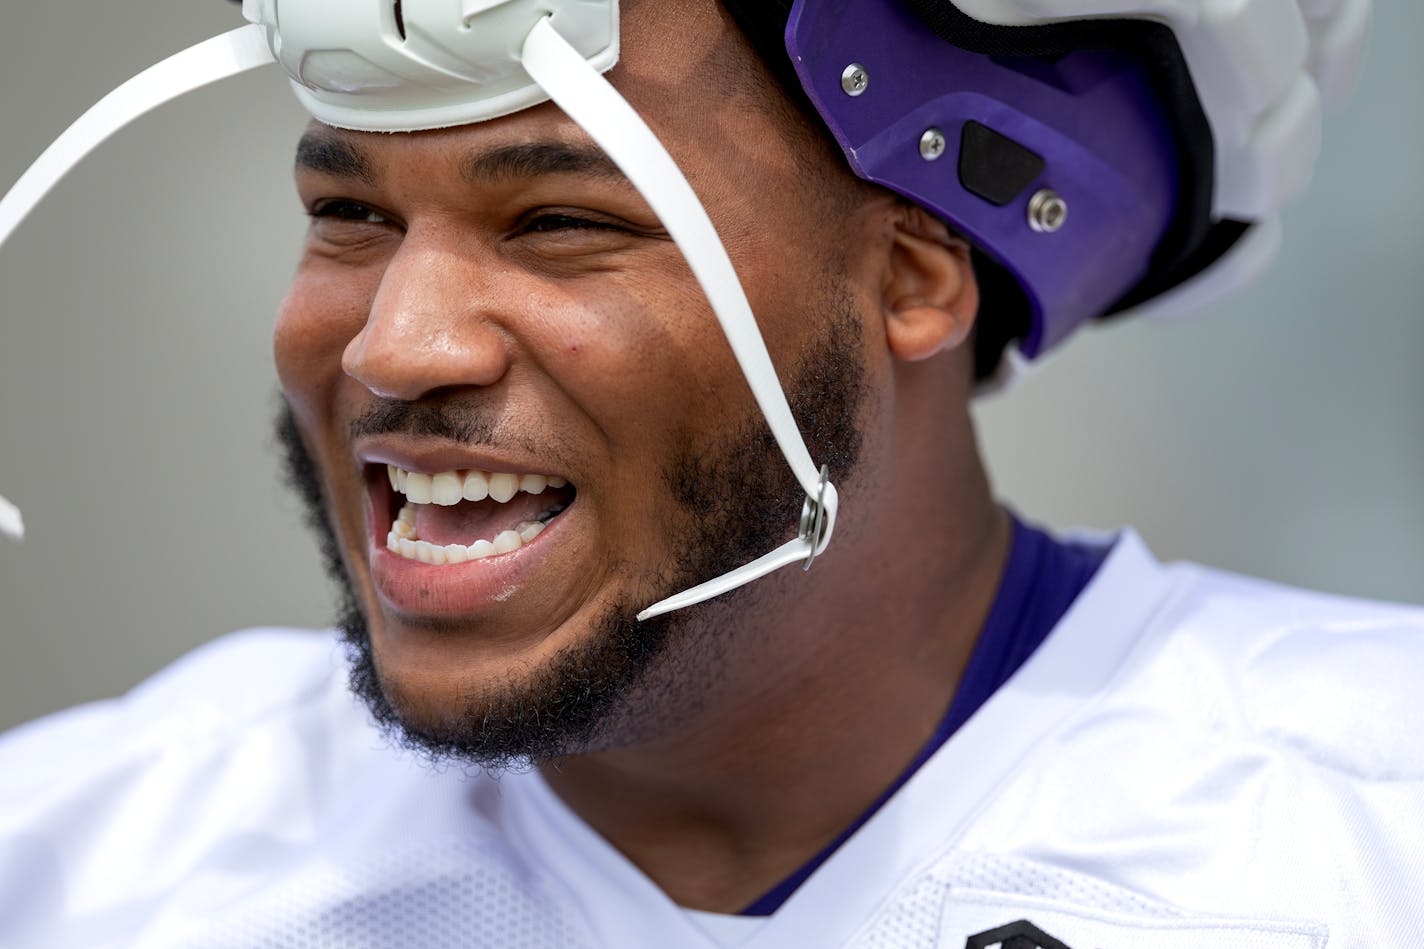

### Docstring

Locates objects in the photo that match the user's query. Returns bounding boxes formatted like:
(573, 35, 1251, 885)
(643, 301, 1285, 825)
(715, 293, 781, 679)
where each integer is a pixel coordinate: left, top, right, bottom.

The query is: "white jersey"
(2, 530, 1421, 948)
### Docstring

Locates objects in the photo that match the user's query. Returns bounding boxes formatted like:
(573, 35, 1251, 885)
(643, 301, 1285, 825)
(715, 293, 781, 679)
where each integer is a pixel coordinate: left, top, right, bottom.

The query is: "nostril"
(393, 0, 406, 41)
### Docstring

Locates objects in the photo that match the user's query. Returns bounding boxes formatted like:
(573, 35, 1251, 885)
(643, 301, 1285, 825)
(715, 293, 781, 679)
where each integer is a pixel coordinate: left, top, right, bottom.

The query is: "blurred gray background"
(1, 2, 1420, 732)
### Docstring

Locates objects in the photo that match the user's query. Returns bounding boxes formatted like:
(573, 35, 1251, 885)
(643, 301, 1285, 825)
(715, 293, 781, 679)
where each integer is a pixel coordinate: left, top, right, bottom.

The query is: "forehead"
(290, 0, 852, 269)
(293, 4, 812, 197)
(617, 0, 772, 101)
(294, 124, 628, 188)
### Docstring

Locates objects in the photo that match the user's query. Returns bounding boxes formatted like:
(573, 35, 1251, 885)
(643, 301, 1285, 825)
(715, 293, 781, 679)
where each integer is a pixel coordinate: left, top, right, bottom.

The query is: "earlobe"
(882, 208, 979, 363)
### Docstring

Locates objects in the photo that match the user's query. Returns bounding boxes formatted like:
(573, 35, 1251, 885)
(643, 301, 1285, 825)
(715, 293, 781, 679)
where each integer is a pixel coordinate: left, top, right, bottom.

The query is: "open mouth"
(378, 464, 576, 565)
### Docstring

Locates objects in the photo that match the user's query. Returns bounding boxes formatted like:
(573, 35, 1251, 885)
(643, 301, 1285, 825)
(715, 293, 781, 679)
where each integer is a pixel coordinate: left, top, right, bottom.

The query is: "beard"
(276, 284, 866, 772)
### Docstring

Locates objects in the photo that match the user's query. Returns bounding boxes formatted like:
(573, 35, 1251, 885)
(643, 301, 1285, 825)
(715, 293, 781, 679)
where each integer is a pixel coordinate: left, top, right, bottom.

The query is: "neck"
(542, 373, 1008, 913)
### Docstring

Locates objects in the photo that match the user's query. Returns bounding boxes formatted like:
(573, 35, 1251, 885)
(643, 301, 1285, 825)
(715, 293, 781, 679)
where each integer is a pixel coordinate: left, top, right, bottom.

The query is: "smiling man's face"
(273, 1, 884, 765)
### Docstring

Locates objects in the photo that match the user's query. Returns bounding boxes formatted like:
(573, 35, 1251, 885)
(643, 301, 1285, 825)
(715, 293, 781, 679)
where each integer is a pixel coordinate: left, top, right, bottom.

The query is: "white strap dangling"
(0, 494, 22, 542)
(0, 24, 276, 542)
(0, 25, 274, 253)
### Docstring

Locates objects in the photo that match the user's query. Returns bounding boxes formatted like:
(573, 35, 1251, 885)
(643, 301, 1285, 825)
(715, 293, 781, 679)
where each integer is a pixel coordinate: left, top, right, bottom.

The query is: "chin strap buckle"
(634, 474, 838, 622)
(799, 465, 832, 572)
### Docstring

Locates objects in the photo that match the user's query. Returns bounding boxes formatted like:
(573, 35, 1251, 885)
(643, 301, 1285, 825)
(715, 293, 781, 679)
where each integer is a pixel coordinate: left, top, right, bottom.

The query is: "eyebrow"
(294, 131, 629, 189)
(461, 142, 628, 187)
(294, 131, 375, 185)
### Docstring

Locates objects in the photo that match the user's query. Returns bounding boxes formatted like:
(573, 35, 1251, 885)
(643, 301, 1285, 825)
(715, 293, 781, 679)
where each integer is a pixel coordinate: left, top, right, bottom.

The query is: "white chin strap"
(0, 17, 837, 620)
(520, 20, 837, 620)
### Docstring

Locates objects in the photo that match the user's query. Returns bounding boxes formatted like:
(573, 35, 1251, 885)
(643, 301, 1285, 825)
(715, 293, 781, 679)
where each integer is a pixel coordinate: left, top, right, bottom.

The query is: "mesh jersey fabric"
(202, 837, 597, 949)
(1, 530, 1422, 947)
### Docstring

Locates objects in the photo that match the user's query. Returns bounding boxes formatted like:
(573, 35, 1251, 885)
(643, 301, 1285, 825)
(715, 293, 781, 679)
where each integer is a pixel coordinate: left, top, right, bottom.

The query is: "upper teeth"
(384, 464, 570, 565)
(388, 465, 566, 506)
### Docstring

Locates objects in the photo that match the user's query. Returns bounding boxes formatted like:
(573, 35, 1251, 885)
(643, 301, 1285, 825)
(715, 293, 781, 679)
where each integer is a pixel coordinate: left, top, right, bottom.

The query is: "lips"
(362, 454, 581, 617)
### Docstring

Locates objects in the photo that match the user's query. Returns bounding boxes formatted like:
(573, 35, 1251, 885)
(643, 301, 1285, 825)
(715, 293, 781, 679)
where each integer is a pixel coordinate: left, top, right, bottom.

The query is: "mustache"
(348, 399, 499, 445)
(346, 398, 555, 460)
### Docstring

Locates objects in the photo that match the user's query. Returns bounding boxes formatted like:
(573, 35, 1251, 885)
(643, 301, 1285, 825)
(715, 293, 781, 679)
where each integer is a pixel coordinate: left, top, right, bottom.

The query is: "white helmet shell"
(244, 0, 619, 131)
(935, 0, 1367, 331)
(946, 0, 1369, 222)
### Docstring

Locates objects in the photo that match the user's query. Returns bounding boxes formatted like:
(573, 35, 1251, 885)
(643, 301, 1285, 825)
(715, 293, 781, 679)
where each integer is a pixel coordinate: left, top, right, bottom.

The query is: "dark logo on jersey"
(965, 919, 1073, 949)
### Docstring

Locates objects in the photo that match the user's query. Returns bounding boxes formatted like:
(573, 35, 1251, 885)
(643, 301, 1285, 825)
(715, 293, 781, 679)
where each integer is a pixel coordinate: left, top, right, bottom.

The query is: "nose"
(342, 233, 512, 401)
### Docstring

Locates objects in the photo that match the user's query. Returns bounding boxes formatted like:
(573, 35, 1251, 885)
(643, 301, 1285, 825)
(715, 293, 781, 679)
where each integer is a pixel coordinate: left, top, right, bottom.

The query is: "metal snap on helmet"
(720, 0, 1369, 384)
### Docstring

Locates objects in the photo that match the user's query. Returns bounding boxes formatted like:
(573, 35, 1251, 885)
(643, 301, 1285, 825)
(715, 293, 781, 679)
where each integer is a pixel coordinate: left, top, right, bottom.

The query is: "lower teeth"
(386, 504, 549, 564)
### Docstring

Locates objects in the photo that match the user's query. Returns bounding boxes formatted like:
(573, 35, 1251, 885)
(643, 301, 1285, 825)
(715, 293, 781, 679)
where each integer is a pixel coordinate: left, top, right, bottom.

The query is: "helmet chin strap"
(0, 24, 276, 542)
(520, 18, 837, 621)
(0, 16, 837, 621)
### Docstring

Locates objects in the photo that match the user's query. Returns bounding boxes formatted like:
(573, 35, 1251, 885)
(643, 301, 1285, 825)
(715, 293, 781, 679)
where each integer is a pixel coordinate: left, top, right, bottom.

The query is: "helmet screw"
(840, 63, 869, 97)
(919, 127, 947, 161)
(1027, 189, 1068, 233)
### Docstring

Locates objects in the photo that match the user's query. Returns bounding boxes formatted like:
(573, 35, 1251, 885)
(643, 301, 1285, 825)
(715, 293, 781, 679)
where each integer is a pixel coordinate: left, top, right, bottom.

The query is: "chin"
(337, 568, 691, 769)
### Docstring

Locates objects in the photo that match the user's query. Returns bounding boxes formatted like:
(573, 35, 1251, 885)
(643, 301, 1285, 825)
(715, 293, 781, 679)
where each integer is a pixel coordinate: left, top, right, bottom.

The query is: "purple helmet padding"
(785, 0, 1179, 357)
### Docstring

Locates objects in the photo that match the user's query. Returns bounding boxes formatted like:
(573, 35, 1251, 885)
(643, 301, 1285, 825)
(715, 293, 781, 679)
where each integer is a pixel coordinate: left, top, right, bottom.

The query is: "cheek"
(533, 270, 749, 435)
(273, 265, 378, 417)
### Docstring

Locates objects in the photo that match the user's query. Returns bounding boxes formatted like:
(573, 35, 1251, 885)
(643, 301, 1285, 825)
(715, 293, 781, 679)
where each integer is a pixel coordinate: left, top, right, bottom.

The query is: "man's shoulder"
(0, 630, 567, 948)
(930, 546, 1424, 940)
(1142, 561, 1424, 774)
(1067, 532, 1422, 685)
(112, 625, 343, 724)
(1164, 558, 1424, 634)
(1151, 561, 1424, 708)
(1070, 544, 1424, 768)
(1048, 531, 1424, 738)
(0, 627, 344, 790)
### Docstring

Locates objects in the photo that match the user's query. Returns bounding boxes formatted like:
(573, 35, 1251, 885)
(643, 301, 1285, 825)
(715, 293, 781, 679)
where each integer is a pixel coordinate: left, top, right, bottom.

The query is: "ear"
(881, 205, 979, 362)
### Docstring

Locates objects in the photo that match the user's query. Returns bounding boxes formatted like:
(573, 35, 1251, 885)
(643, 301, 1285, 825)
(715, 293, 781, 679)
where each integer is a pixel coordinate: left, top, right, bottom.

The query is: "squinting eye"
(309, 200, 389, 225)
(521, 213, 621, 234)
